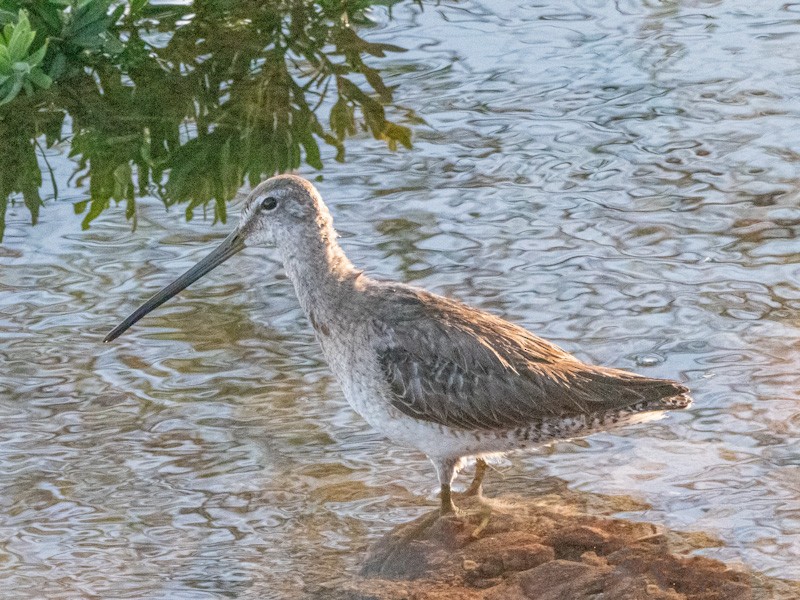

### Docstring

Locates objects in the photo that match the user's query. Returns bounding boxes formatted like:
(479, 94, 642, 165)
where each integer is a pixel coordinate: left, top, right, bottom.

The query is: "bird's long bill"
(103, 231, 245, 343)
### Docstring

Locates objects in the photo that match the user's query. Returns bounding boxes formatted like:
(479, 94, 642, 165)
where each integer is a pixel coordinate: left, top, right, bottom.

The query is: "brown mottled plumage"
(372, 282, 690, 431)
(105, 175, 692, 515)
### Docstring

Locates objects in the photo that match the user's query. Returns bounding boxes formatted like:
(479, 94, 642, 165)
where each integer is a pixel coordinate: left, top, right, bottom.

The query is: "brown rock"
(545, 524, 612, 559)
(475, 555, 504, 579)
(500, 543, 554, 572)
(517, 559, 611, 599)
(580, 550, 607, 567)
(319, 492, 799, 600)
(608, 546, 753, 600)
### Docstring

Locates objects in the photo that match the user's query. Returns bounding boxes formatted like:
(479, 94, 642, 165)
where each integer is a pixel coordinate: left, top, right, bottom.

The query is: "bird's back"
(359, 279, 691, 432)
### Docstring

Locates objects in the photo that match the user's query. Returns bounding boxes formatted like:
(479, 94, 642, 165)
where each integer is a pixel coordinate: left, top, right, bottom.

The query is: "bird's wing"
(372, 284, 688, 431)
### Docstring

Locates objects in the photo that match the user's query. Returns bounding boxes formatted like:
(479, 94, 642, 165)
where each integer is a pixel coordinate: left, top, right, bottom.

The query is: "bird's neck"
(278, 225, 360, 319)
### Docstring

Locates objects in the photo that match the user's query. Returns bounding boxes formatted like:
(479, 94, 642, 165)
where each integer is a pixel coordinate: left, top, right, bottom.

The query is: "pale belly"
(314, 329, 489, 459)
(312, 324, 664, 463)
(337, 375, 668, 465)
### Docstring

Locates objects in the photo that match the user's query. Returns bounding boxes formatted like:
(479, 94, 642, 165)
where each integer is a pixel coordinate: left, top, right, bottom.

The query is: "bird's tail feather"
(649, 390, 693, 410)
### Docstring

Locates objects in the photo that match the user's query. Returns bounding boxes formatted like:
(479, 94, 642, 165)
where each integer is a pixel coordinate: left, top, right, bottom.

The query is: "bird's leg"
(433, 457, 461, 516)
(434, 457, 493, 537)
(440, 483, 459, 515)
(460, 458, 488, 498)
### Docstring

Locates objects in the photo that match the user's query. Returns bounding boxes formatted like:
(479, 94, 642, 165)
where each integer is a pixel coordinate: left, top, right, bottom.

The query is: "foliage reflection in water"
(0, 0, 414, 239)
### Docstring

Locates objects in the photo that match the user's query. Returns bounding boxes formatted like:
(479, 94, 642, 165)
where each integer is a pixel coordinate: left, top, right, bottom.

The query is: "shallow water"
(2, 0, 800, 597)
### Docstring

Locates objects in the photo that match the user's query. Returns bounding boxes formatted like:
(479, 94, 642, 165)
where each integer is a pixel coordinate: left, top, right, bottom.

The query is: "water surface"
(2, 1, 799, 597)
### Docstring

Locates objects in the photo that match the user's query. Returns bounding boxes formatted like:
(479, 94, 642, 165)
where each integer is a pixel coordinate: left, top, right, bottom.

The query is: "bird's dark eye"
(260, 196, 278, 211)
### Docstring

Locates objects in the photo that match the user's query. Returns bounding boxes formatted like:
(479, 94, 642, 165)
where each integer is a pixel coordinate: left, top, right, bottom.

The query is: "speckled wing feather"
(372, 284, 689, 432)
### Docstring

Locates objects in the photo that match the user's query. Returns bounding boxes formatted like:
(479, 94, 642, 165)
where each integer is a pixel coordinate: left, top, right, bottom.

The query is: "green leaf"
(0, 10, 16, 25)
(383, 122, 412, 149)
(101, 35, 124, 55)
(72, 24, 112, 48)
(26, 68, 51, 89)
(363, 65, 391, 101)
(7, 11, 34, 60)
(0, 41, 12, 71)
(30, 3, 64, 34)
(299, 124, 323, 169)
(81, 196, 109, 229)
(0, 76, 23, 104)
(42, 110, 66, 147)
(48, 52, 65, 79)
(25, 40, 48, 67)
(22, 185, 42, 225)
(72, 1, 104, 30)
(113, 162, 132, 200)
(330, 97, 354, 139)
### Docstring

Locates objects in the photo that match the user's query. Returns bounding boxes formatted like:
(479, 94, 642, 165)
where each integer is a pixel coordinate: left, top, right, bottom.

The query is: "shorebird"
(105, 175, 692, 515)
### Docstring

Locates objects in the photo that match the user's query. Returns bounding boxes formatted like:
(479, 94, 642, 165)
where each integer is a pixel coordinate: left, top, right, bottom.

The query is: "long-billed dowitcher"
(105, 175, 692, 514)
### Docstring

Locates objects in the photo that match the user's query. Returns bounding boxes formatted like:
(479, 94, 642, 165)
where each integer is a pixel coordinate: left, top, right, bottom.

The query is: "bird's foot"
(439, 491, 493, 539)
(469, 504, 492, 539)
(441, 504, 492, 540)
(440, 503, 464, 517)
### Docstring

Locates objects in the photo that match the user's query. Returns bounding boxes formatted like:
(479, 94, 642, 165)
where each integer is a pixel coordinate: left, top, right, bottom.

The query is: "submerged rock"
(319, 490, 799, 600)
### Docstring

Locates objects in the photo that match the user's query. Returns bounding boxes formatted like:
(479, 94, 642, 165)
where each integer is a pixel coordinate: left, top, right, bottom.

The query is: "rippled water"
(2, 0, 800, 597)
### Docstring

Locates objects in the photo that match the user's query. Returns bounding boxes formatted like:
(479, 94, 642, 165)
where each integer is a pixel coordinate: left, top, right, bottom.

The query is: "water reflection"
(2, 0, 800, 598)
(0, 0, 413, 240)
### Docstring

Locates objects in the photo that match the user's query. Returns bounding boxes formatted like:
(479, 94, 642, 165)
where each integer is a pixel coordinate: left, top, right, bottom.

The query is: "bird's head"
(103, 174, 332, 342)
(237, 174, 334, 248)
